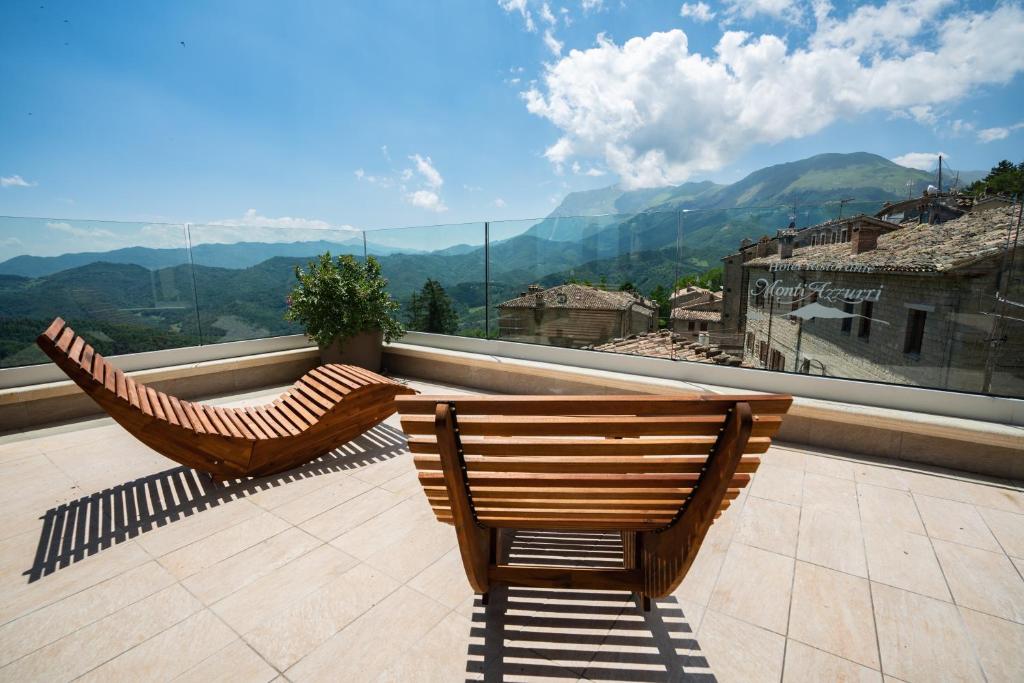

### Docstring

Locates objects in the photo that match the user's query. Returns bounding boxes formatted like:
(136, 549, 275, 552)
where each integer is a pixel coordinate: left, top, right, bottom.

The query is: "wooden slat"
(246, 408, 281, 439)
(114, 369, 129, 401)
(261, 407, 301, 436)
(158, 393, 180, 426)
(104, 360, 117, 393)
(126, 376, 141, 409)
(320, 365, 363, 390)
(180, 401, 206, 435)
(212, 407, 244, 438)
(190, 403, 217, 434)
(291, 384, 331, 414)
(80, 344, 95, 375)
(91, 353, 106, 385)
(408, 435, 772, 456)
(414, 454, 760, 474)
(137, 380, 153, 415)
(424, 485, 742, 501)
(418, 470, 750, 489)
(278, 395, 319, 424)
(309, 367, 352, 395)
(68, 336, 86, 363)
(197, 405, 230, 437)
(401, 414, 782, 437)
(232, 409, 267, 440)
(300, 375, 342, 403)
(168, 397, 193, 430)
(146, 387, 166, 420)
(41, 317, 65, 341)
(271, 402, 309, 432)
(55, 328, 75, 352)
(396, 394, 792, 416)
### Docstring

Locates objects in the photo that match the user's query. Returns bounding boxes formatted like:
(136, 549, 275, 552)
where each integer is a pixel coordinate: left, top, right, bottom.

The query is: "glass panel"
(186, 223, 365, 344)
(0, 216, 198, 367)
(986, 204, 1023, 397)
(363, 222, 486, 337)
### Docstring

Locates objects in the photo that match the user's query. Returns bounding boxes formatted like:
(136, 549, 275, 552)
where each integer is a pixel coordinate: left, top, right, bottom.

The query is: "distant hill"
(0, 238, 423, 278)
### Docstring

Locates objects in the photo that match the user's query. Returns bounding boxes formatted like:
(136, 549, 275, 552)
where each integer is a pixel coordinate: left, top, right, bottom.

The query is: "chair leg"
(481, 592, 490, 606)
(636, 594, 651, 612)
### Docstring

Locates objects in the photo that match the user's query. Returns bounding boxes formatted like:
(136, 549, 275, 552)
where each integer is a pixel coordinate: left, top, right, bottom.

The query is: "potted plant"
(285, 252, 404, 370)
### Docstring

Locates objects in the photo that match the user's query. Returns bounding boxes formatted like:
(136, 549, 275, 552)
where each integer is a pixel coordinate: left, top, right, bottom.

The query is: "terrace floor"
(0, 377, 1022, 682)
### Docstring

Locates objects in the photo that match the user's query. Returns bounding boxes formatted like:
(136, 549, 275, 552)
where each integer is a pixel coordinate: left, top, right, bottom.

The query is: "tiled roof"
(588, 330, 744, 365)
(497, 283, 654, 311)
(744, 205, 1019, 273)
(670, 308, 722, 322)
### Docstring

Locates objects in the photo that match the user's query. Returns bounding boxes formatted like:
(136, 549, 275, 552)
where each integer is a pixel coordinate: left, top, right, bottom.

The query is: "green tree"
(675, 266, 723, 291)
(618, 281, 639, 295)
(966, 160, 1024, 197)
(648, 284, 671, 328)
(407, 278, 459, 334)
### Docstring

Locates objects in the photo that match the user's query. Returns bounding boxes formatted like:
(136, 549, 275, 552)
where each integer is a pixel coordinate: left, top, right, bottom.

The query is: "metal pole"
(484, 222, 491, 338)
(362, 231, 367, 260)
(184, 223, 204, 345)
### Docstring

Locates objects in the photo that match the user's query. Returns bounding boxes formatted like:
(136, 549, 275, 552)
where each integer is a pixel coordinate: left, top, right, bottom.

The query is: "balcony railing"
(1, 198, 1021, 401)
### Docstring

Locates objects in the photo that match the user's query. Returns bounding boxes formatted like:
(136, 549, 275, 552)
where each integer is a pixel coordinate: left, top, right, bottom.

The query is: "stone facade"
(736, 206, 1023, 397)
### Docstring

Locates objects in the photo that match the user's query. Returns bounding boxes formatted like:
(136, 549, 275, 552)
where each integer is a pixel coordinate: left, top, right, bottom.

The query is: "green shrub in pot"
(285, 253, 404, 369)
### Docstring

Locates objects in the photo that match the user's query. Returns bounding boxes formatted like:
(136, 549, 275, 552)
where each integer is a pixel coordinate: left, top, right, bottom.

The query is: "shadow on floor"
(24, 422, 408, 583)
(467, 530, 714, 682)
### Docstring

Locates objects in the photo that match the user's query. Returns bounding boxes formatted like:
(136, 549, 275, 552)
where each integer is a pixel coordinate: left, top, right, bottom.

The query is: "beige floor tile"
(955, 481, 1024, 516)
(408, 547, 475, 611)
(861, 523, 950, 601)
(977, 506, 1024, 558)
(329, 495, 435, 561)
(173, 638, 278, 683)
(300, 487, 406, 542)
(933, 539, 1024, 623)
(376, 611, 479, 682)
(378, 469, 423, 498)
(77, 608, 236, 682)
(0, 584, 201, 682)
(853, 463, 913, 491)
(212, 544, 359, 634)
(0, 537, 151, 626)
(0, 561, 175, 667)
(914, 494, 1001, 552)
(709, 543, 794, 634)
(697, 608, 785, 683)
(134, 498, 265, 557)
(673, 540, 728, 607)
(363, 517, 457, 583)
(286, 586, 449, 682)
(802, 472, 858, 513)
(796, 506, 867, 578)
(265, 474, 373, 526)
(242, 467, 351, 512)
(959, 607, 1024, 683)
(857, 483, 925, 534)
(872, 582, 984, 682)
(158, 511, 291, 580)
(749, 464, 803, 507)
(783, 640, 881, 683)
(734, 495, 800, 557)
(181, 527, 321, 605)
(244, 562, 401, 670)
(763, 447, 806, 471)
(347, 451, 415, 487)
(788, 561, 880, 669)
(803, 454, 856, 481)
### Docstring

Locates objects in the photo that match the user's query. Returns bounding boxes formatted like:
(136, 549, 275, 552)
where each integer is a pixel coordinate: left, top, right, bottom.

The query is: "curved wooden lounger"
(396, 393, 791, 609)
(37, 317, 416, 481)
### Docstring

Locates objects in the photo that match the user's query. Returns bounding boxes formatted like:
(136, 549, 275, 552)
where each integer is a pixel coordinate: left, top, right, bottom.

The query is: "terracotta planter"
(318, 329, 384, 371)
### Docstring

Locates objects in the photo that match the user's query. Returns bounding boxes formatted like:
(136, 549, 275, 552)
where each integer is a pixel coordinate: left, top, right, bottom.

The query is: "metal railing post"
(484, 221, 491, 338)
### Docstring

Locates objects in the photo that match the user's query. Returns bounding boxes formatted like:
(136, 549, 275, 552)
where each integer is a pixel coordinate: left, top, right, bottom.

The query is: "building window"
(688, 321, 695, 331)
(768, 349, 785, 371)
(904, 309, 926, 355)
(746, 332, 754, 353)
(758, 341, 768, 365)
(841, 302, 854, 334)
(858, 301, 873, 340)
(699, 322, 708, 331)
(800, 359, 810, 374)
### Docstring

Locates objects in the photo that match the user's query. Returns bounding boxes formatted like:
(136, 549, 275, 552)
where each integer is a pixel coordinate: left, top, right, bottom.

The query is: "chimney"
(779, 230, 796, 259)
(755, 236, 771, 258)
(527, 284, 542, 293)
(851, 222, 882, 254)
(534, 293, 544, 307)
(740, 238, 753, 249)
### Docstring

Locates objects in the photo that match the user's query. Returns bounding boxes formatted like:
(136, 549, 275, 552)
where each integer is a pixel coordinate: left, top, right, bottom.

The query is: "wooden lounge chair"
(37, 317, 416, 481)
(396, 393, 791, 609)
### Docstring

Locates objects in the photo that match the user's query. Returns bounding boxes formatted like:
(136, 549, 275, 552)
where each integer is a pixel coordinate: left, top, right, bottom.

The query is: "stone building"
(669, 286, 724, 340)
(737, 206, 1023, 396)
(588, 330, 743, 365)
(497, 283, 656, 348)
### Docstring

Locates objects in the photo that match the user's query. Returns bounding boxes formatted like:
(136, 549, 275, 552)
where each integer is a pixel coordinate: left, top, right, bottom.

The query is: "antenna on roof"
(837, 197, 855, 220)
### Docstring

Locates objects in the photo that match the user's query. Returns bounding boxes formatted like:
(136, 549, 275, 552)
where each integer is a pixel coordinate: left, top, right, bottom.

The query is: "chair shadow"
(467, 530, 716, 682)
(24, 422, 409, 583)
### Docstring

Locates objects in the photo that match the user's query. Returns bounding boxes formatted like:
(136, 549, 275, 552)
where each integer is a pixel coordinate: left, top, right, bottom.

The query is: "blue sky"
(1, 0, 1022, 242)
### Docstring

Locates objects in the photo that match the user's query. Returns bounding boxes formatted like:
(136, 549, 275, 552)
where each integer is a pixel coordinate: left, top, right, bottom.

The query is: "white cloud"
(354, 168, 393, 187)
(543, 29, 563, 56)
(406, 190, 448, 212)
(463, 184, 484, 192)
(209, 209, 333, 229)
(978, 122, 1024, 143)
(46, 221, 116, 239)
(581, 0, 604, 13)
(571, 161, 606, 176)
(494, 198, 507, 208)
(1, 236, 24, 248)
(680, 2, 715, 23)
(891, 152, 948, 171)
(1, 174, 36, 188)
(524, 3, 1024, 188)
(722, 0, 801, 23)
(540, 2, 556, 25)
(498, 0, 536, 32)
(409, 154, 444, 189)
